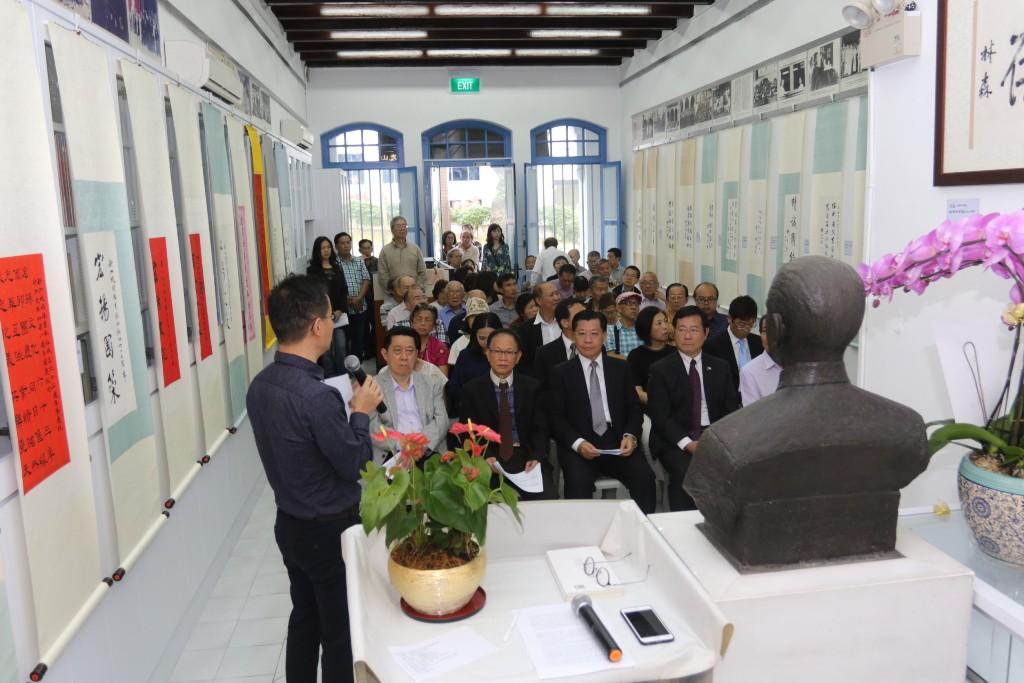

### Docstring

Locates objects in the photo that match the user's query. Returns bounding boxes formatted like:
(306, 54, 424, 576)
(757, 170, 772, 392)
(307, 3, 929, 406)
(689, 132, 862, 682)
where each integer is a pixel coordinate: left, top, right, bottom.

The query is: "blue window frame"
(421, 119, 512, 164)
(530, 118, 607, 164)
(321, 122, 404, 169)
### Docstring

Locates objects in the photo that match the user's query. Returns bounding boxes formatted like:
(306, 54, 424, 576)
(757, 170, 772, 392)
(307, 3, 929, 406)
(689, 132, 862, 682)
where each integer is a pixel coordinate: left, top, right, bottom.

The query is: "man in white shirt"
(532, 237, 568, 282)
(739, 316, 782, 405)
(638, 271, 666, 311)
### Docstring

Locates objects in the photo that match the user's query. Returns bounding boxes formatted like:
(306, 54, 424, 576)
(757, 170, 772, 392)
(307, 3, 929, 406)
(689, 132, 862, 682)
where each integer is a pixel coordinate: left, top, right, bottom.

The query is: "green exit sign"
(450, 77, 480, 94)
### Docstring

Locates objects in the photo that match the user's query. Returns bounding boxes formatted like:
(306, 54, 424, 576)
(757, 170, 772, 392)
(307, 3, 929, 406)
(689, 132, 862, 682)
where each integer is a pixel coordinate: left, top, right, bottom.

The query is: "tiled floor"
(169, 484, 314, 683)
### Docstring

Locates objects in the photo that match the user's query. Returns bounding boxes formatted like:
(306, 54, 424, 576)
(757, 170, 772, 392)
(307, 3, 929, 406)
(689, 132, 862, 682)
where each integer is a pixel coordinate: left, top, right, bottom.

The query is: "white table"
(342, 500, 730, 682)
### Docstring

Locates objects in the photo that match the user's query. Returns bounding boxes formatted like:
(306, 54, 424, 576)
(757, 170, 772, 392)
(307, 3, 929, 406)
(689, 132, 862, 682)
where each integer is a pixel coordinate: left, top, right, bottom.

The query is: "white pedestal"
(651, 511, 975, 683)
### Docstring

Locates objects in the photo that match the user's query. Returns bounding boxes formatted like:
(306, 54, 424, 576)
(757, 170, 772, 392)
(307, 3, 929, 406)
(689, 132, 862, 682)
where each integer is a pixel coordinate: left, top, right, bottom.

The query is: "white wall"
(306, 65, 622, 259)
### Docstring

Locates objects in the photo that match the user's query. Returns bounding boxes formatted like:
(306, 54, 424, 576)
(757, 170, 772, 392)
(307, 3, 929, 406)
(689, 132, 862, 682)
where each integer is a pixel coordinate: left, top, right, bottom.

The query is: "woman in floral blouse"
(481, 223, 512, 276)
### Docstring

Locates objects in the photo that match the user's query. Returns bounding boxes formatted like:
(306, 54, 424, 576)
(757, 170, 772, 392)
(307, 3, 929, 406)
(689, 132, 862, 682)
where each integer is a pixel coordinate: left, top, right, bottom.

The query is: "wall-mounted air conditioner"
(164, 40, 243, 105)
(281, 119, 314, 150)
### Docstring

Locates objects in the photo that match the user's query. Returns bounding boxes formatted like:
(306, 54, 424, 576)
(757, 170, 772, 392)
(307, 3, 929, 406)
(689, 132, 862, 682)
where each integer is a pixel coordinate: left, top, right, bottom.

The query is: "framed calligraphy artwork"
(935, 0, 1024, 185)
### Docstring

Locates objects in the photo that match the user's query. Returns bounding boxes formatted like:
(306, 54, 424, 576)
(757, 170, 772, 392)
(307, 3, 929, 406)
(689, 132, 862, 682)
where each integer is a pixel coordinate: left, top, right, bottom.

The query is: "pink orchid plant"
(860, 211, 1024, 475)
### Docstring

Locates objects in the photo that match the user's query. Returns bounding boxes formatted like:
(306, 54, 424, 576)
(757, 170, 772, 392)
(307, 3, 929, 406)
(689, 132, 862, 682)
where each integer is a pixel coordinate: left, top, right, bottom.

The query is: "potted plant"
(359, 421, 522, 615)
(861, 210, 1024, 564)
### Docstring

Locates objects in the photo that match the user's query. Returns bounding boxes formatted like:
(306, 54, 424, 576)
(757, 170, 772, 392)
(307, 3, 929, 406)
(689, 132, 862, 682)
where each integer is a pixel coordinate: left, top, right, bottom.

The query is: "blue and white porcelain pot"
(958, 454, 1024, 566)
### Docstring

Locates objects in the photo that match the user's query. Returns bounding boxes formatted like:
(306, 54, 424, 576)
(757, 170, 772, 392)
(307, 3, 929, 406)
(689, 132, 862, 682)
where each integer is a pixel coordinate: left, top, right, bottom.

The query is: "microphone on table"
(571, 594, 622, 663)
(344, 355, 387, 414)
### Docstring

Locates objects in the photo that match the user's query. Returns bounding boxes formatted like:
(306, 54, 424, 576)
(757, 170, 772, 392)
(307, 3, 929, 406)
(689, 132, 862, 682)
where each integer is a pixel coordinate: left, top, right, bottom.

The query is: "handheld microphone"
(571, 594, 622, 663)
(343, 355, 387, 414)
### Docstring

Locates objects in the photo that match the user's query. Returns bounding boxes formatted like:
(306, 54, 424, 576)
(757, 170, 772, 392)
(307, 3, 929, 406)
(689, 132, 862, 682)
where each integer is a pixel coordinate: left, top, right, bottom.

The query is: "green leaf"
(928, 423, 1022, 457)
(465, 476, 490, 511)
(384, 504, 420, 548)
(360, 468, 409, 534)
(499, 482, 523, 527)
(468, 507, 488, 546)
(422, 475, 473, 534)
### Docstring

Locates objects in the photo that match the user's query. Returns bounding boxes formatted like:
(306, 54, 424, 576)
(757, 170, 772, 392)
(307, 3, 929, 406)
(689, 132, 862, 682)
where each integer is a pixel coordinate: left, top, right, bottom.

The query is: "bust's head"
(766, 256, 864, 366)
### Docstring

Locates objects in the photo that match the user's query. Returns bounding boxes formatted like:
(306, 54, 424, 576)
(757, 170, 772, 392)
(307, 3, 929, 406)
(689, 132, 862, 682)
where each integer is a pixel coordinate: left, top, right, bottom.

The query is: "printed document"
(389, 626, 495, 681)
(518, 602, 635, 679)
(494, 460, 544, 493)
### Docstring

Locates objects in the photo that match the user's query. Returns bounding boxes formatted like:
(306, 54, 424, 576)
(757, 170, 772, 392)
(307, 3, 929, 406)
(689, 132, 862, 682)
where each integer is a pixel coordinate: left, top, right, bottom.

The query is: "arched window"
(320, 122, 404, 169)
(423, 119, 511, 162)
(530, 118, 606, 164)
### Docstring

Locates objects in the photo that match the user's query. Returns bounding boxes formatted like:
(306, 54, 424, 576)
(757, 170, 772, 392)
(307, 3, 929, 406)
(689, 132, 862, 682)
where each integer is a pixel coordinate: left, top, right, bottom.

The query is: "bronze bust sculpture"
(684, 256, 929, 569)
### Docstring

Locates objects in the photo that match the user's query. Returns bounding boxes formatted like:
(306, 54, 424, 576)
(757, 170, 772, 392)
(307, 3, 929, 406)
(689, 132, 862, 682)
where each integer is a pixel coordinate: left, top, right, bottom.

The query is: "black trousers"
(559, 444, 657, 514)
(656, 446, 698, 512)
(347, 311, 369, 361)
(274, 508, 359, 683)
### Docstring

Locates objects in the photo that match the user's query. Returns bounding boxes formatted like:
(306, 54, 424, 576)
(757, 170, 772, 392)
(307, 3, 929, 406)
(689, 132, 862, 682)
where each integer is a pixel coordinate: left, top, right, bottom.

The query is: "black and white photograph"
(641, 111, 654, 140)
(91, 0, 129, 43)
(695, 88, 714, 124)
(653, 106, 667, 135)
(129, 0, 160, 57)
(712, 81, 732, 119)
(841, 31, 862, 78)
(666, 100, 680, 132)
(779, 56, 806, 100)
(680, 93, 697, 128)
(753, 63, 779, 108)
(809, 40, 840, 92)
(58, 0, 91, 20)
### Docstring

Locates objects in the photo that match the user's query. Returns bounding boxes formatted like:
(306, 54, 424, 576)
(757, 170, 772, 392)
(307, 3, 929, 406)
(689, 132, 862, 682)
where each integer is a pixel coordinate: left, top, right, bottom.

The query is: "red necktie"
(689, 359, 703, 442)
(498, 382, 514, 461)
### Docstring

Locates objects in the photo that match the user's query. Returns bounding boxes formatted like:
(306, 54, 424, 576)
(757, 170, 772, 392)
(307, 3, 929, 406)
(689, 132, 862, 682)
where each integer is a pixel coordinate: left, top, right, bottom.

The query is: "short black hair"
(694, 281, 720, 299)
(334, 231, 351, 243)
(358, 238, 372, 249)
(515, 291, 535, 316)
(555, 297, 584, 324)
(624, 265, 641, 277)
(384, 325, 420, 351)
(607, 247, 622, 259)
(635, 306, 668, 344)
(666, 282, 689, 300)
(543, 237, 558, 248)
(728, 295, 758, 320)
(571, 309, 608, 332)
(558, 263, 577, 277)
(495, 272, 517, 288)
(573, 276, 590, 294)
(432, 280, 447, 299)
(411, 303, 438, 323)
(267, 275, 329, 344)
(587, 250, 601, 259)
(673, 305, 709, 330)
(597, 292, 616, 310)
(486, 328, 521, 351)
(589, 275, 609, 287)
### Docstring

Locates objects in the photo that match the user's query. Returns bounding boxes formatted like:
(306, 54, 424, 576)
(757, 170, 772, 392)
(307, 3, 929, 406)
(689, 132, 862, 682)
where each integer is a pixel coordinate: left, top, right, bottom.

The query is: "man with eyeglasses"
(647, 306, 739, 511)
(693, 281, 728, 339)
(703, 295, 763, 391)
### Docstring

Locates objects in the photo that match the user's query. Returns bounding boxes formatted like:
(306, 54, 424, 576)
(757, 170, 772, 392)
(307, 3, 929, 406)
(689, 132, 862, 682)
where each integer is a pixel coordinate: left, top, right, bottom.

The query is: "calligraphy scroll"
(717, 127, 743, 304)
(644, 147, 659, 273)
(656, 142, 677, 283)
(746, 121, 771, 309)
(631, 151, 644, 270)
(770, 112, 805, 278)
(148, 237, 180, 387)
(274, 143, 295, 274)
(676, 138, 697, 287)
(188, 233, 213, 359)
(0, 255, 71, 492)
(262, 136, 287, 283)
(850, 95, 868, 267)
(810, 101, 849, 261)
(245, 125, 276, 350)
(697, 133, 719, 285)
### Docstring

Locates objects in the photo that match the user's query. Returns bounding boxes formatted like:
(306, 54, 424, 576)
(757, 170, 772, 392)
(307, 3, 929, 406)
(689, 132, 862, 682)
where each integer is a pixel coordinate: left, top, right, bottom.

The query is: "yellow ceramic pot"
(388, 550, 486, 616)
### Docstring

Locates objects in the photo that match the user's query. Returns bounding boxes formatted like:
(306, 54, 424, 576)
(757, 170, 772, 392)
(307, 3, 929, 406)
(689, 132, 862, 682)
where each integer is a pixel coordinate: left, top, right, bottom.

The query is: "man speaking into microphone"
(247, 274, 383, 683)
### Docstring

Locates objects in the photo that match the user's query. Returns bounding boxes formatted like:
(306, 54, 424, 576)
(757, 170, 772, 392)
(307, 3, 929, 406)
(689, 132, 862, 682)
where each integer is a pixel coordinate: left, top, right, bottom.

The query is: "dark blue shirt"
(247, 351, 372, 519)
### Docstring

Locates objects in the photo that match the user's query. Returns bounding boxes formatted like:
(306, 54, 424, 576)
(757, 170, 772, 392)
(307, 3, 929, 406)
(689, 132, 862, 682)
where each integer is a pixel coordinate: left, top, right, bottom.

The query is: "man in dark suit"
(459, 329, 554, 500)
(517, 282, 561, 375)
(703, 295, 763, 390)
(648, 305, 740, 511)
(693, 281, 728, 338)
(549, 311, 657, 514)
(533, 298, 586, 391)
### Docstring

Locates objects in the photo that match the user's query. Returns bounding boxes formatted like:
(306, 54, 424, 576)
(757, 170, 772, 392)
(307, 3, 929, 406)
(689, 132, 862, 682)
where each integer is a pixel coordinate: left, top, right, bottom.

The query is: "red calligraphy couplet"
(148, 237, 181, 386)
(0, 254, 71, 493)
(189, 233, 213, 360)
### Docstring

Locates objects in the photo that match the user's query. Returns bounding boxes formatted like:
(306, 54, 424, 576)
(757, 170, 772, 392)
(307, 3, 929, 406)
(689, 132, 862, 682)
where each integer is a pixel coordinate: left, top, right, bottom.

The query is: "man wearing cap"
(608, 291, 643, 358)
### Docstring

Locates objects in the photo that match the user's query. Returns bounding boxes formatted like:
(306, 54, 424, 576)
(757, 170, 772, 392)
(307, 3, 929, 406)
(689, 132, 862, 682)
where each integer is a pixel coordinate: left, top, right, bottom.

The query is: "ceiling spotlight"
(427, 49, 513, 57)
(529, 29, 622, 38)
(545, 4, 651, 15)
(516, 48, 600, 57)
(320, 4, 430, 17)
(841, 1, 877, 29)
(330, 30, 429, 40)
(336, 49, 423, 58)
(871, 0, 898, 12)
(434, 4, 542, 15)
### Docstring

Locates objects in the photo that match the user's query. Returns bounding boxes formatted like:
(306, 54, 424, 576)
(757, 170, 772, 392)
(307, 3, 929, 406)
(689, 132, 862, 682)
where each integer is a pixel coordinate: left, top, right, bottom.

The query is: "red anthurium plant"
(360, 420, 523, 569)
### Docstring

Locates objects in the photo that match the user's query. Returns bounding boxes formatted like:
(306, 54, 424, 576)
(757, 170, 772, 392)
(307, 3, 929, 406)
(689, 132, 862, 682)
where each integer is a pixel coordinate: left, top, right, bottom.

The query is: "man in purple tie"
(647, 305, 739, 511)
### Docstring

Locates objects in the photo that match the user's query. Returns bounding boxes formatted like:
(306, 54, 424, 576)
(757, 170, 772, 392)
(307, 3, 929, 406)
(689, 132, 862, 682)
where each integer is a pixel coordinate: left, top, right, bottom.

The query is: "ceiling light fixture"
(841, 0, 877, 28)
(336, 49, 423, 58)
(516, 48, 600, 57)
(434, 4, 542, 16)
(320, 4, 430, 17)
(330, 30, 429, 40)
(426, 48, 513, 57)
(529, 29, 622, 38)
(544, 4, 652, 16)
(872, 0, 898, 13)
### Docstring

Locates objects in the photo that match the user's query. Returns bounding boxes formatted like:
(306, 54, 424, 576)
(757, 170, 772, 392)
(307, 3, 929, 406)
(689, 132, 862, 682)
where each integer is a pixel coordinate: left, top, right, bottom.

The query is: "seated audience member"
(371, 327, 449, 461)
(597, 292, 618, 326)
(459, 329, 554, 501)
(447, 248, 464, 270)
(447, 288, 487, 341)
(573, 275, 590, 303)
(628, 307, 675, 405)
(553, 263, 577, 300)
(447, 313, 502, 414)
(475, 271, 498, 305)
(489, 273, 519, 327)
(638, 272, 666, 311)
(568, 248, 583, 271)
(411, 304, 450, 376)
(587, 276, 610, 307)
(517, 282, 561, 372)
(511, 292, 538, 331)
(739, 315, 782, 405)
(545, 256, 570, 281)
(647, 306, 739, 511)
(596, 258, 613, 282)
(665, 282, 689, 329)
(606, 247, 625, 286)
(430, 280, 448, 313)
(448, 296, 490, 366)
(533, 298, 586, 389)
(518, 254, 537, 291)
(703, 294, 763, 390)
(380, 275, 414, 319)
(693, 281, 728, 338)
(607, 291, 642, 358)
(464, 258, 478, 273)
(611, 266, 642, 297)
(438, 280, 466, 330)
(579, 250, 601, 280)
(548, 311, 656, 514)
(385, 284, 425, 329)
